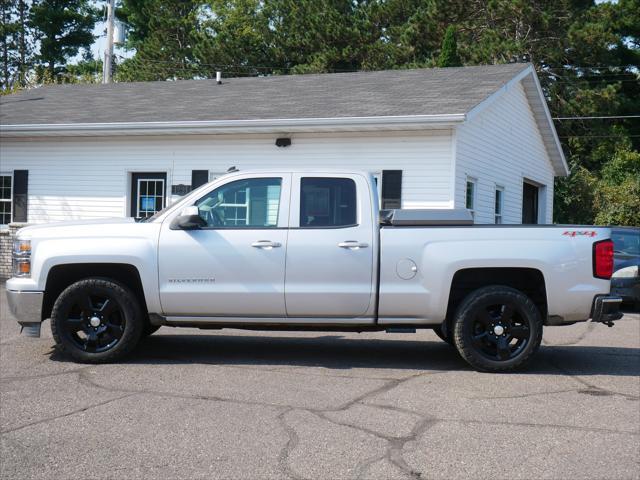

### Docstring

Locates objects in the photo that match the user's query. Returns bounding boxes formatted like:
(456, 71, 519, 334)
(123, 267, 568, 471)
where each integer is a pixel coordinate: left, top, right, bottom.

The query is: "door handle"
(338, 241, 369, 249)
(251, 240, 282, 249)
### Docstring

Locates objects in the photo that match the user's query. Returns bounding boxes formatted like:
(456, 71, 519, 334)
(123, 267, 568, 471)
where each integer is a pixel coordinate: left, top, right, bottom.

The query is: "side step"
(385, 327, 416, 333)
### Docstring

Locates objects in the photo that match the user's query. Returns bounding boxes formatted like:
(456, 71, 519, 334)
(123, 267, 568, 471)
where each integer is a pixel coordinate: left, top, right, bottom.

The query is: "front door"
(522, 182, 539, 224)
(158, 175, 290, 317)
(285, 174, 374, 317)
(131, 172, 167, 219)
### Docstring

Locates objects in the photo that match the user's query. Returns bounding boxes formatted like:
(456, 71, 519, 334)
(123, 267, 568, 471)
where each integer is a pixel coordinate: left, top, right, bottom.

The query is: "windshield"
(612, 230, 640, 256)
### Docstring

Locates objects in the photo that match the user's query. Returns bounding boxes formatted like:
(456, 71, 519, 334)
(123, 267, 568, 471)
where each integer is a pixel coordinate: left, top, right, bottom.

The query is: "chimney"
(216, 71, 222, 84)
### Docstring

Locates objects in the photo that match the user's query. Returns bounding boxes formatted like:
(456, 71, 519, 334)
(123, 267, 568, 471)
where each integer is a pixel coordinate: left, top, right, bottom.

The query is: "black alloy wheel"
(62, 292, 125, 353)
(469, 302, 531, 361)
(51, 278, 143, 363)
(453, 285, 543, 372)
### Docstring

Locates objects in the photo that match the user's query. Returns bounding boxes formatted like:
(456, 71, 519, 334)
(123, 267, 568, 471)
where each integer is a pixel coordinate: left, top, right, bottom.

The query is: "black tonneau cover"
(380, 209, 474, 226)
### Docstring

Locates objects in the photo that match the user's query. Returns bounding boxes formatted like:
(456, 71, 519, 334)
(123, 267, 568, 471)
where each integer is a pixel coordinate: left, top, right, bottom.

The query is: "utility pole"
(102, 0, 115, 84)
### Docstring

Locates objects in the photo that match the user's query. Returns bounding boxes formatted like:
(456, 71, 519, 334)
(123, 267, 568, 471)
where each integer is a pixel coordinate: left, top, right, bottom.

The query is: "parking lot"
(1, 292, 638, 480)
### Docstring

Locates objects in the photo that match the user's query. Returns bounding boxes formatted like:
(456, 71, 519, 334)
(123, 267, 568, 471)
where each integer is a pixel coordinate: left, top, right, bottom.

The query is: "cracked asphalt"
(1, 292, 639, 480)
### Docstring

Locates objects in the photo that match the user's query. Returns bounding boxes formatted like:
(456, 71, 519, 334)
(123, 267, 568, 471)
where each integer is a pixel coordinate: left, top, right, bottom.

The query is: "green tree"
(1, 0, 30, 89)
(116, 0, 201, 81)
(29, 0, 97, 80)
(437, 25, 461, 67)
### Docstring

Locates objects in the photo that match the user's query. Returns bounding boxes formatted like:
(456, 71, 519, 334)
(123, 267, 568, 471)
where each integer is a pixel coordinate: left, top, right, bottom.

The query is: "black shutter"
(12, 170, 28, 222)
(381, 170, 402, 209)
(191, 170, 209, 189)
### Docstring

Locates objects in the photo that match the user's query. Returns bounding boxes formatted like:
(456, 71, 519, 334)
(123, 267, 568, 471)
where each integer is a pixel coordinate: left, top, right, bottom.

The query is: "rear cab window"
(300, 177, 357, 228)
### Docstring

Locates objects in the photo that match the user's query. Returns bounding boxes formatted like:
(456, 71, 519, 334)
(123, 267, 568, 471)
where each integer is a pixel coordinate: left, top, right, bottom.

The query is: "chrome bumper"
(6, 289, 43, 325)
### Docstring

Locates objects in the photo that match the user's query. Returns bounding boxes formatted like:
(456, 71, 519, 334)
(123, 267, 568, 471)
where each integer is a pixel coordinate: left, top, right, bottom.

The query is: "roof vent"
(216, 71, 222, 84)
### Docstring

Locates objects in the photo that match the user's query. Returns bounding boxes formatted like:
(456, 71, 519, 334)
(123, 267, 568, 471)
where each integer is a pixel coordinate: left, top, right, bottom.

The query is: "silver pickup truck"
(6, 170, 622, 371)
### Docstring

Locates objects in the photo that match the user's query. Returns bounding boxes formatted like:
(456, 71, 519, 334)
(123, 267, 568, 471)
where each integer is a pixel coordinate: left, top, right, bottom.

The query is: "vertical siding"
(455, 82, 555, 224)
(0, 130, 454, 223)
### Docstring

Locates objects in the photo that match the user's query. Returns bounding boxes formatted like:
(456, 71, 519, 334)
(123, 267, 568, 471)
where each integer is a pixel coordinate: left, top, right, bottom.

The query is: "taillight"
(593, 239, 614, 280)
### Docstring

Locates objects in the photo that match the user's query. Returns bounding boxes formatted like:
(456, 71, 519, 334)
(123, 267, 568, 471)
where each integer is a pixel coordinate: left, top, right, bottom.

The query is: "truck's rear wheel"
(51, 278, 144, 363)
(453, 286, 542, 372)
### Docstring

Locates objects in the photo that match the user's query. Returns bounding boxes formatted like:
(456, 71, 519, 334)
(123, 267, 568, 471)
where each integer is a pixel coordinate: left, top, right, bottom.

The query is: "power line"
(553, 115, 640, 120)
(559, 134, 640, 138)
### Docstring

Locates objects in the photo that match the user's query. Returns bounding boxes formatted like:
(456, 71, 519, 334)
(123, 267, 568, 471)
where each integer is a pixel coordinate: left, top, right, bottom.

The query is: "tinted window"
(196, 178, 281, 228)
(300, 177, 357, 228)
(612, 230, 640, 256)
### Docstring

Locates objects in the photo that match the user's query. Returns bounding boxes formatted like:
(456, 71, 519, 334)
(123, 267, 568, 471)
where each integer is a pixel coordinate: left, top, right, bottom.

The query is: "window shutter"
(191, 170, 209, 189)
(381, 170, 402, 209)
(13, 170, 28, 222)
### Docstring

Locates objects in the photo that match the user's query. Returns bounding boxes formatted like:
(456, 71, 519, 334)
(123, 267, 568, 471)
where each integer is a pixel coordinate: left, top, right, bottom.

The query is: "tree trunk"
(2, 1, 8, 89)
(19, 0, 25, 86)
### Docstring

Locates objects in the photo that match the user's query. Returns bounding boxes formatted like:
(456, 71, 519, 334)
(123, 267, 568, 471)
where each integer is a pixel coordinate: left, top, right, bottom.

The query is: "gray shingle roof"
(1, 64, 529, 125)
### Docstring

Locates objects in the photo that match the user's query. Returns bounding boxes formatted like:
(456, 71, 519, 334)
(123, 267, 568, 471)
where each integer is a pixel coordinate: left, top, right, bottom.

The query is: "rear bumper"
(591, 294, 623, 325)
(6, 289, 43, 325)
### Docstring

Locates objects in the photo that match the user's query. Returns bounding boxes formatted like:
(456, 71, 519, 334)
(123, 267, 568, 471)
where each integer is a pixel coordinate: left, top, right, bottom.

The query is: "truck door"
(285, 174, 374, 317)
(158, 174, 291, 316)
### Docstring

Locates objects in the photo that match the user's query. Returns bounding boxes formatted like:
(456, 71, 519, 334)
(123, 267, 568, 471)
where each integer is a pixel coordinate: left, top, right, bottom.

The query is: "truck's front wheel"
(453, 286, 543, 372)
(51, 278, 144, 363)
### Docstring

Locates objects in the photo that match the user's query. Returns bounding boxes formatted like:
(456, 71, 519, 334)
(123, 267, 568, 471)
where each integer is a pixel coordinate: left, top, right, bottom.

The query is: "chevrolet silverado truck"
(6, 170, 623, 371)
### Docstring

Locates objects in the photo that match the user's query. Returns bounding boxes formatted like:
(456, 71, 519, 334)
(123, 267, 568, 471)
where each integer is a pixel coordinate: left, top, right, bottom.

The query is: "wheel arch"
(444, 267, 548, 331)
(42, 263, 148, 321)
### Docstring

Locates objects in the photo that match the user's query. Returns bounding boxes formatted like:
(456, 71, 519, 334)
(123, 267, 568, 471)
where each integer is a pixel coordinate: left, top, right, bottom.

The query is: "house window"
(465, 178, 476, 219)
(0, 174, 12, 225)
(495, 187, 504, 224)
(130, 172, 167, 218)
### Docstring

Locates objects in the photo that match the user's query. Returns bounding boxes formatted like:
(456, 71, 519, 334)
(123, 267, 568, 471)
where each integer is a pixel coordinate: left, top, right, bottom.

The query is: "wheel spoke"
(99, 298, 117, 316)
(476, 309, 494, 327)
(500, 304, 515, 322)
(77, 294, 93, 314)
(66, 317, 85, 333)
(496, 336, 511, 360)
(472, 331, 489, 346)
(509, 325, 530, 339)
(105, 322, 124, 339)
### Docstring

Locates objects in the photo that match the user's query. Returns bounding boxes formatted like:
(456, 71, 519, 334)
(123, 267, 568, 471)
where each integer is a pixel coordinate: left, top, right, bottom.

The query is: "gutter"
(0, 114, 466, 138)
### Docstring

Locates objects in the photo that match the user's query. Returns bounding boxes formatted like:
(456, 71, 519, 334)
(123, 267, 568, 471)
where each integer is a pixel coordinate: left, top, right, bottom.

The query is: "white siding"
(455, 81, 555, 224)
(0, 130, 454, 223)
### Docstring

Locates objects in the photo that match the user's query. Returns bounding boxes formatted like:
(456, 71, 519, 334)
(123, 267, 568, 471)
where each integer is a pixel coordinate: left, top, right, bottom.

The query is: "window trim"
(0, 172, 13, 227)
(494, 186, 504, 224)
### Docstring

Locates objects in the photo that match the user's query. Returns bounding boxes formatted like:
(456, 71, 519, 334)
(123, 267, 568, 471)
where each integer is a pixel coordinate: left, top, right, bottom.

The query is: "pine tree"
(437, 25, 461, 67)
(29, 0, 97, 80)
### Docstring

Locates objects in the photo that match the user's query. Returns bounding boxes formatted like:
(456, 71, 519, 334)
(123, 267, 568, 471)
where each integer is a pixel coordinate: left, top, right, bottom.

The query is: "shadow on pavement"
(49, 332, 640, 377)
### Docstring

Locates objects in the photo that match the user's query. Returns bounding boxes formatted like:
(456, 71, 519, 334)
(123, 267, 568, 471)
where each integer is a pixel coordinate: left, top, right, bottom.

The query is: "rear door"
(284, 174, 374, 317)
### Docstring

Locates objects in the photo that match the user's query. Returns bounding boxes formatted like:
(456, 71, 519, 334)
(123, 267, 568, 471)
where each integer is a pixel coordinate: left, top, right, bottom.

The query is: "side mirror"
(170, 206, 206, 230)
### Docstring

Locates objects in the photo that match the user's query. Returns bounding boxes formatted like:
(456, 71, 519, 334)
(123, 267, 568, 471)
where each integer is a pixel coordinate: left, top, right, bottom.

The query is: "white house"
(0, 63, 567, 275)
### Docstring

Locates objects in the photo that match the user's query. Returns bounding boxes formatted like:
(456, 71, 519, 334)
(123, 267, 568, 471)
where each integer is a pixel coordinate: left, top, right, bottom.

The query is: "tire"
(433, 324, 454, 346)
(453, 285, 543, 372)
(51, 278, 144, 363)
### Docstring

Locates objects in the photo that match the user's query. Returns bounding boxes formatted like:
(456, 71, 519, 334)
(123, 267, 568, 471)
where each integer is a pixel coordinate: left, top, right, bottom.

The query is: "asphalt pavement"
(1, 291, 638, 480)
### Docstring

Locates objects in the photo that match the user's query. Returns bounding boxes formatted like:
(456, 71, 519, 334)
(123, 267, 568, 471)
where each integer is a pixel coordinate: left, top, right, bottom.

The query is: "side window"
(196, 177, 282, 228)
(300, 177, 357, 228)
